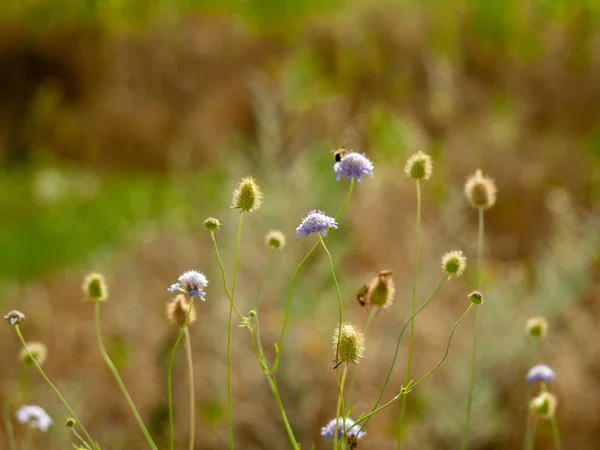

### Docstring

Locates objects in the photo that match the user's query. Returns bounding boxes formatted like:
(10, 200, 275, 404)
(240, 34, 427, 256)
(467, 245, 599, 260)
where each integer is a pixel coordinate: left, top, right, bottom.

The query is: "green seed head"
(526, 316, 548, 339)
(265, 230, 286, 249)
(368, 270, 395, 309)
(65, 418, 77, 428)
(465, 169, 497, 210)
(530, 392, 557, 419)
(404, 151, 433, 180)
(231, 176, 263, 212)
(19, 342, 48, 367)
(468, 290, 484, 305)
(203, 217, 221, 232)
(333, 323, 365, 365)
(441, 250, 467, 278)
(83, 273, 108, 302)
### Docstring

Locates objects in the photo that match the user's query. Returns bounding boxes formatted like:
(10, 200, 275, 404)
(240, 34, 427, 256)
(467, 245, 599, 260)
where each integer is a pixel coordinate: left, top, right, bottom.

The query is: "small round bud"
(526, 316, 548, 339)
(441, 250, 467, 278)
(83, 273, 108, 302)
(231, 176, 263, 212)
(468, 290, 484, 305)
(464, 169, 497, 210)
(166, 295, 196, 327)
(248, 310, 257, 318)
(530, 392, 557, 419)
(65, 418, 77, 428)
(367, 270, 396, 309)
(333, 323, 365, 365)
(404, 151, 433, 180)
(19, 342, 48, 367)
(203, 217, 221, 232)
(4, 310, 25, 325)
(265, 230, 286, 249)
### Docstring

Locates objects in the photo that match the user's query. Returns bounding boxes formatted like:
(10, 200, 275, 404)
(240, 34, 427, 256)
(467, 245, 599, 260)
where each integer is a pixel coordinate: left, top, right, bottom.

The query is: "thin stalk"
(72, 428, 92, 450)
(461, 208, 484, 450)
(94, 301, 158, 450)
(227, 212, 245, 450)
(209, 232, 243, 321)
(333, 364, 349, 450)
(550, 416, 561, 450)
(13, 325, 95, 449)
(20, 426, 32, 450)
(524, 339, 537, 450)
(358, 276, 446, 432)
(167, 299, 195, 450)
(184, 327, 195, 450)
(530, 417, 539, 450)
(347, 308, 376, 406)
(397, 179, 421, 449)
(253, 249, 274, 360)
(3, 384, 18, 450)
(335, 179, 355, 221)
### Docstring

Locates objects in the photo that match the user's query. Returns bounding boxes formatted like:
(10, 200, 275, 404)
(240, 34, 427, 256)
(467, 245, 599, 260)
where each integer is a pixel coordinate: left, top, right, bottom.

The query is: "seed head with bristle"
(333, 323, 365, 365)
(203, 217, 221, 232)
(83, 273, 108, 302)
(530, 392, 557, 419)
(19, 342, 48, 367)
(526, 316, 548, 339)
(441, 250, 467, 278)
(367, 270, 396, 309)
(265, 230, 286, 249)
(231, 176, 263, 212)
(464, 169, 497, 210)
(404, 151, 433, 180)
(166, 295, 196, 327)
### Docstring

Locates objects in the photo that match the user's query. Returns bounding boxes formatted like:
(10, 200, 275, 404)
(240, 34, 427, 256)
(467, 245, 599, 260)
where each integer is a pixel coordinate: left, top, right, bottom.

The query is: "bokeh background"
(1, 0, 600, 449)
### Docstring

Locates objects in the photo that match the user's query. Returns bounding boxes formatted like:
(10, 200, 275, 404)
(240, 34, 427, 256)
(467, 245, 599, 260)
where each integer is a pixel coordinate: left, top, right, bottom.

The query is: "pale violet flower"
(321, 417, 366, 440)
(526, 364, 555, 384)
(16, 405, 52, 432)
(296, 210, 338, 238)
(334, 152, 374, 182)
(168, 270, 208, 300)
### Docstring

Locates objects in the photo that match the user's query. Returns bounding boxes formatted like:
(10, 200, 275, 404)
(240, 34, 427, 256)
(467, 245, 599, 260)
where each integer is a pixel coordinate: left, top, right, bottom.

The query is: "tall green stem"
(12, 325, 96, 449)
(167, 298, 196, 450)
(397, 180, 421, 448)
(209, 232, 242, 319)
(347, 308, 376, 406)
(20, 426, 33, 450)
(3, 383, 18, 450)
(184, 327, 195, 450)
(550, 416, 561, 450)
(253, 250, 274, 361)
(530, 417, 539, 450)
(461, 208, 484, 449)
(524, 339, 537, 450)
(72, 428, 93, 450)
(333, 364, 349, 450)
(94, 302, 157, 450)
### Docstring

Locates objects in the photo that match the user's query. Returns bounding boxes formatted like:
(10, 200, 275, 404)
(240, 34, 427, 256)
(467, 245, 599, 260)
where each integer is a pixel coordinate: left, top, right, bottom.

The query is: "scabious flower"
(464, 169, 497, 210)
(321, 417, 366, 441)
(334, 152, 374, 182)
(83, 272, 108, 302)
(16, 405, 53, 432)
(168, 270, 208, 300)
(296, 210, 338, 238)
(441, 250, 467, 278)
(166, 294, 196, 327)
(231, 176, 263, 212)
(4, 310, 25, 325)
(526, 316, 548, 339)
(333, 323, 365, 365)
(404, 151, 433, 180)
(265, 230, 286, 249)
(526, 364, 555, 384)
(19, 342, 48, 367)
(530, 392, 557, 419)
(367, 270, 396, 309)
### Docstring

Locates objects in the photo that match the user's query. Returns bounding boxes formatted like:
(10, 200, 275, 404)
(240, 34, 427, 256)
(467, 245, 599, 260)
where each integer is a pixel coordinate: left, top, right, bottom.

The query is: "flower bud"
(231, 176, 263, 212)
(367, 270, 395, 309)
(404, 151, 433, 180)
(203, 217, 221, 232)
(19, 342, 48, 367)
(333, 323, 365, 365)
(4, 310, 25, 325)
(166, 295, 196, 327)
(530, 392, 557, 419)
(65, 418, 77, 428)
(441, 250, 467, 278)
(248, 310, 257, 318)
(265, 230, 286, 249)
(83, 273, 108, 302)
(464, 169, 497, 210)
(526, 316, 548, 339)
(468, 290, 484, 305)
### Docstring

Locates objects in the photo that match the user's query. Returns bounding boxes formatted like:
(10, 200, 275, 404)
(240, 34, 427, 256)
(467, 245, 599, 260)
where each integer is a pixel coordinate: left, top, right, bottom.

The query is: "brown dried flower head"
(166, 294, 196, 327)
(464, 169, 497, 210)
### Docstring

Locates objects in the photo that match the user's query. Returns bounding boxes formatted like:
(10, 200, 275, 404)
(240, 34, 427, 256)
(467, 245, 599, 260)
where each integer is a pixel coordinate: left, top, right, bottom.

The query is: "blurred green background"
(1, 0, 600, 448)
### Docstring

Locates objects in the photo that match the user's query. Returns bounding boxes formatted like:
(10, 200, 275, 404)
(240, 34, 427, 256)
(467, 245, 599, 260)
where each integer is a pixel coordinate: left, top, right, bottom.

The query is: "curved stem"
(209, 232, 243, 321)
(335, 179, 355, 221)
(72, 428, 92, 450)
(524, 339, 537, 450)
(94, 301, 157, 450)
(3, 383, 18, 450)
(550, 416, 561, 450)
(13, 325, 96, 449)
(398, 179, 421, 448)
(461, 208, 484, 450)
(184, 327, 195, 450)
(347, 308, 376, 407)
(253, 249, 274, 360)
(167, 298, 195, 450)
(333, 364, 349, 450)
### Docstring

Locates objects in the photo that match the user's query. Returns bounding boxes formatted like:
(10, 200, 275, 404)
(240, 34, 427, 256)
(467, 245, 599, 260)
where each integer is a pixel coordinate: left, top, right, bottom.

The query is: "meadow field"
(1, 1, 600, 449)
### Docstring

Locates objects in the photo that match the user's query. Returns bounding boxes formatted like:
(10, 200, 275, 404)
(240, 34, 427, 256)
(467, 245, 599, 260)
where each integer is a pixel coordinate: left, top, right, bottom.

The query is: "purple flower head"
(296, 210, 338, 238)
(168, 270, 208, 300)
(526, 364, 555, 384)
(16, 405, 52, 432)
(321, 417, 366, 441)
(334, 152, 374, 182)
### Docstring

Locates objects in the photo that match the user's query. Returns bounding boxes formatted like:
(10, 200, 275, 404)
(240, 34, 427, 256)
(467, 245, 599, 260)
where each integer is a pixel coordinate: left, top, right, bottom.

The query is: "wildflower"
(168, 270, 208, 300)
(468, 290, 484, 305)
(404, 151, 433, 180)
(333, 323, 365, 365)
(65, 418, 77, 428)
(530, 392, 557, 419)
(203, 217, 221, 232)
(464, 169, 497, 210)
(441, 250, 467, 278)
(526, 364, 555, 384)
(19, 342, 48, 367)
(296, 210, 338, 238)
(321, 417, 366, 441)
(166, 294, 197, 327)
(526, 317, 548, 339)
(83, 273, 108, 302)
(16, 405, 53, 432)
(4, 310, 25, 325)
(265, 230, 286, 249)
(231, 176, 262, 212)
(334, 152, 374, 182)
(367, 270, 396, 309)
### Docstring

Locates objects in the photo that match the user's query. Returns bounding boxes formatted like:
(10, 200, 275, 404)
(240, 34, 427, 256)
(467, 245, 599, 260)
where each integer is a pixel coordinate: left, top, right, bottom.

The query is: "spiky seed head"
(530, 392, 557, 419)
(65, 418, 77, 428)
(19, 342, 48, 367)
(464, 169, 497, 210)
(468, 290, 484, 305)
(203, 217, 221, 232)
(166, 295, 196, 327)
(441, 250, 467, 278)
(4, 310, 25, 325)
(231, 176, 263, 212)
(404, 151, 433, 180)
(265, 230, 286, 249)
(367, 270, 396, 309)
(333, 323, 365, 365)
(526, 316, 548, 339)
(83, 273, 108, 302)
